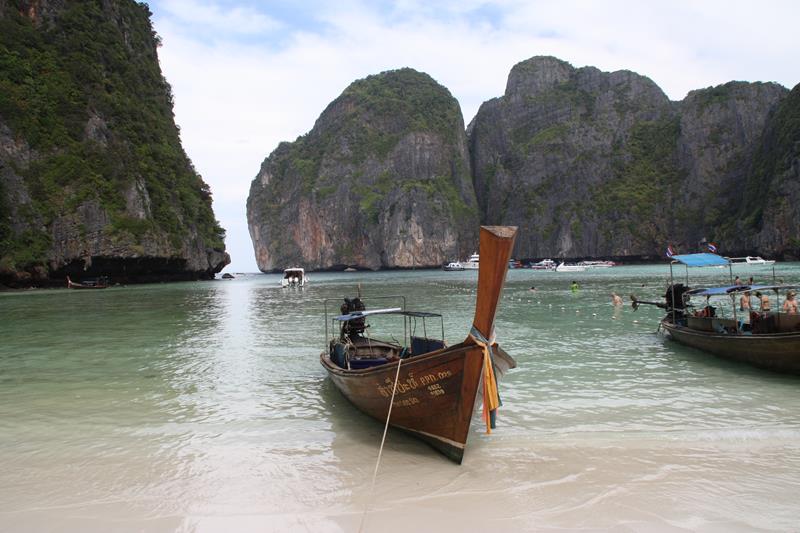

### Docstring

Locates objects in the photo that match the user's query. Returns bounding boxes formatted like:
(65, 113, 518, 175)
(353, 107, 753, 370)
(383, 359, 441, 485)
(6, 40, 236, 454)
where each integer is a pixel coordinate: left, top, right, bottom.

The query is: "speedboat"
(443, 261, 464, 271)
(577, 260, 616, 268)
(555, 262, 586, 272)
(281, 267, 307, 287)
(462, 252, 479, 270)
(530, 259, 555, 270)
(728, 256, 776, 267)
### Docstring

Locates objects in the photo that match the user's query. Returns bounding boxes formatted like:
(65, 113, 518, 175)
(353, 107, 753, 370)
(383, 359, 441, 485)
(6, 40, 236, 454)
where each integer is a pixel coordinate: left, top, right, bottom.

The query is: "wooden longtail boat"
(320, 226, 518, 463)
(66, 275, 110, 289)
(632, 252, 800, 374)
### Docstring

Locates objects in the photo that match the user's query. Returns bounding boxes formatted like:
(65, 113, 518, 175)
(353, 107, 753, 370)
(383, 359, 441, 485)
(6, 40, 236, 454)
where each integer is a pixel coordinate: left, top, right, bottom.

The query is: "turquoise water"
(2, 265, 800, 532)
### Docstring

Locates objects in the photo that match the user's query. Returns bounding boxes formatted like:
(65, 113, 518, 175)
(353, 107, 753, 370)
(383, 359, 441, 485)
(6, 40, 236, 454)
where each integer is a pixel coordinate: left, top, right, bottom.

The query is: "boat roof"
(671, 253, 730, 267)
(687, 284, 800, 297)
(333, 308, 443, 322)
(284, 267, 304, 273)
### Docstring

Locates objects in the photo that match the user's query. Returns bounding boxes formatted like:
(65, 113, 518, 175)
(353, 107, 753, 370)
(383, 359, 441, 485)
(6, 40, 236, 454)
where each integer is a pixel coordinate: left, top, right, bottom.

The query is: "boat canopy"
(686, 284, 800, 297)
(686, 285, 742, 296)
(333, 308, 443, 322)
(671, 253, 730, 267)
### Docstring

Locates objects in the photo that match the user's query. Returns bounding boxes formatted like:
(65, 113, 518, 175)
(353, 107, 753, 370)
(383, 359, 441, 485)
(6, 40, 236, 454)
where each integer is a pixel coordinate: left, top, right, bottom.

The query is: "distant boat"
(577, 260, 616, 268)
(443, 261, 464, 271)
(530, 259, 556, 270)
(555, 262, 586, 272)
(320, 226, 518, 462)
(729, 256, 776, 267)
(66, 276, 109, 289)
(462, 252, 479, 270)
(632, 252, 800, 375)
(281, 267, 307, 287)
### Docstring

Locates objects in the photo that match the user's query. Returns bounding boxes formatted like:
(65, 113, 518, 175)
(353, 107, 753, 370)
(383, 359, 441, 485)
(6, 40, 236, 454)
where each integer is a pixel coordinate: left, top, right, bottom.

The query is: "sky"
(147, 0, 800, 273)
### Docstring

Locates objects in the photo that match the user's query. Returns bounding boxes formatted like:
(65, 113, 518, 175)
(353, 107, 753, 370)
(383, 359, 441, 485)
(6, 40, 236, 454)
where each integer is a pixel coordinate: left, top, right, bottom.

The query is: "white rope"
(357, 357, 403, 533)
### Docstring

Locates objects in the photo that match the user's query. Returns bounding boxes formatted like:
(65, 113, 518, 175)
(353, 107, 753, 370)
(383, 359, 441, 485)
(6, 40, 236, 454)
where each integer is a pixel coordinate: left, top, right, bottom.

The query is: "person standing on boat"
(739, 291, 752, 312)
(756, 291, 771, 312)
(782, 291, 798, 314)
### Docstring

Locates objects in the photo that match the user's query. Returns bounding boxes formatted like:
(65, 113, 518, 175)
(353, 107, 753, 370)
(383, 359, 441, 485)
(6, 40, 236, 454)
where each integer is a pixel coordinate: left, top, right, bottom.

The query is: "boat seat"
(411, 336, 446, 356)
(349, 357, 389, 369)
(331, 342, 349, 368)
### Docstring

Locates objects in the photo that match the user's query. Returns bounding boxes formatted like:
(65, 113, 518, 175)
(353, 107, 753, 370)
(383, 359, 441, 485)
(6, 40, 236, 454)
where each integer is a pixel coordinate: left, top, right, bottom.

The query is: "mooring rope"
(358, 356, 403, 533)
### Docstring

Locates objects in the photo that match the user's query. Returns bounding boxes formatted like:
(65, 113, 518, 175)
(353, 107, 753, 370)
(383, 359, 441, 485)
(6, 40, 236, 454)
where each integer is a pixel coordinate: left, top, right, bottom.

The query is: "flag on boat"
(666, 245, 676, 258)
(707, 242, 718, 253)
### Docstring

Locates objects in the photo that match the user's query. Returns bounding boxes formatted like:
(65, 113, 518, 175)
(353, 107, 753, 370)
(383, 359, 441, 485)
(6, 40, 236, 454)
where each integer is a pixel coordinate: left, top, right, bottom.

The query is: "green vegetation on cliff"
(593, 117, 682, 243)
(743, 84, 800, 228)
(0, 1, 225, 271)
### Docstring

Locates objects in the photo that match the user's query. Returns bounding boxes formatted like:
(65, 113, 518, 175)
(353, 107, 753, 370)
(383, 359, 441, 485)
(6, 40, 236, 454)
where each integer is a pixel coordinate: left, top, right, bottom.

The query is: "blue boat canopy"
(687, 285, 745, 296)
(671, 253, 730, 267)
(687, 284, 800, 297)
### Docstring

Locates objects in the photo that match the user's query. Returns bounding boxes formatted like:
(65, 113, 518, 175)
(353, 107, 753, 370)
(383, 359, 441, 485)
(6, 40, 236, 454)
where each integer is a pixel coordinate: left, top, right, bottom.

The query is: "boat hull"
(321, 343, 515, 463)
(661, 320, 800, 374)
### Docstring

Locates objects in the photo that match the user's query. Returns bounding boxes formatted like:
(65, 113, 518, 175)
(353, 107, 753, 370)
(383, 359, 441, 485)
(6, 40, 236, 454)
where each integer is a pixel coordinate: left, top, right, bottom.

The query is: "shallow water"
(2, 265, 800, 532)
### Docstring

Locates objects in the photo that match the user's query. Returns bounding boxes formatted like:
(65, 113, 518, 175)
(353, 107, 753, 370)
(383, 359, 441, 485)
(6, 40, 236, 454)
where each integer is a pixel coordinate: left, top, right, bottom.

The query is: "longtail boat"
(320, 226, 518, 463)
(632, 252, 800, 374)
(66, 275, 110, 289)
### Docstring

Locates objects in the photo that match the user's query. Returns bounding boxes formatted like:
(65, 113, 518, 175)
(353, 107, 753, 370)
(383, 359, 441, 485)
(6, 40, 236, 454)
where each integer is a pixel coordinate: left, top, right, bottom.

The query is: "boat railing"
(323, 295, 406, 350)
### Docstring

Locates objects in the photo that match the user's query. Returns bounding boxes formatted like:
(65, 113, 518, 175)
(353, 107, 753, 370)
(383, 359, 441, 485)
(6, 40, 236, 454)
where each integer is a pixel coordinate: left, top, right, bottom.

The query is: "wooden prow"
(469, 226, 518, 341)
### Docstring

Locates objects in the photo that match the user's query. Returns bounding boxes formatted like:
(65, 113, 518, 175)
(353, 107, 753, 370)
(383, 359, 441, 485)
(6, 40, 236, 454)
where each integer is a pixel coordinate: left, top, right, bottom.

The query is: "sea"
(2, 265, 800, 532)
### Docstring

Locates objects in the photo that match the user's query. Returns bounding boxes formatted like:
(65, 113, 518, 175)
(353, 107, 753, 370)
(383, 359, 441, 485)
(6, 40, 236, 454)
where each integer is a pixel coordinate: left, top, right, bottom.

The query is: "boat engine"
(665, 283, 691, 317)
(340, 297, 366, 338)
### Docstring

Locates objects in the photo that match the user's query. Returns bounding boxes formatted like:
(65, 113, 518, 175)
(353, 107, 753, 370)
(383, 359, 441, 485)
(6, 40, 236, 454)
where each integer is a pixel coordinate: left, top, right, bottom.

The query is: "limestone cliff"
(469, 56, 677, 258)
(247, 68, 478, 271)
(469, 56, 792, 259)
(0, 0, 229, 287)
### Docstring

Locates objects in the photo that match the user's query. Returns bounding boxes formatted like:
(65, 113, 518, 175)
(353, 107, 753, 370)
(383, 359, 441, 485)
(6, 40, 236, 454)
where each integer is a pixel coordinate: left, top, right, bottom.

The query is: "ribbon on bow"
(469, 325, 501, 434)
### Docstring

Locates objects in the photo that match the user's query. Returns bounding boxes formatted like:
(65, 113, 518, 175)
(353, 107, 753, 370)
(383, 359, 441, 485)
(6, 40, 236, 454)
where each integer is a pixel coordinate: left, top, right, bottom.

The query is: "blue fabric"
(688, 285, 743, 296)
(671, 253, 730, 267)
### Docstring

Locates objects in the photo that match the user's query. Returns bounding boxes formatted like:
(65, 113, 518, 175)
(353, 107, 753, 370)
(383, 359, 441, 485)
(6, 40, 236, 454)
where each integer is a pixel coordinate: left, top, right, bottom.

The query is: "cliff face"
(469, 56, 792, 259)
(470, 56, 677, 258)
(0, 0, 229, 287)
(744, 84, 800, 254)
(247, 68, 478, 271)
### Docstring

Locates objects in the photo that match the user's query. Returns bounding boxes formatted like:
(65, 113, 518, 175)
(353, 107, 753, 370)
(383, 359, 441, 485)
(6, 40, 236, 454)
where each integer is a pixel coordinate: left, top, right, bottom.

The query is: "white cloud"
(150, 0, 800, 272)
(158, 0, 282, 35)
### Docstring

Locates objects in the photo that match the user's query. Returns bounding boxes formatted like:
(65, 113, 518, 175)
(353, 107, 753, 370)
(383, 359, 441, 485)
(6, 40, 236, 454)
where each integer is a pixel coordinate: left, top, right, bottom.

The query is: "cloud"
(158, 0, 282, 36)
(149, 0, 800, 272)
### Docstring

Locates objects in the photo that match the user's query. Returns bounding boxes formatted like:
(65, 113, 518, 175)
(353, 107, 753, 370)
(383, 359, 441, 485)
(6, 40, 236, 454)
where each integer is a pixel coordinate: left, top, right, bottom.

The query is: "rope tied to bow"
(469, 325, 501, 433)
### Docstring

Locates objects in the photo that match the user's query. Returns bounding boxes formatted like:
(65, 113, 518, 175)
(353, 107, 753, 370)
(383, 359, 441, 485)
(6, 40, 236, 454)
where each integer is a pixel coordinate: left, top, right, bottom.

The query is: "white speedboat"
(729, 256, 776, 267)
(555, 262, 587, 272)
(578, 260, 616, 268)
(462, 252, 479, 270)
(281, 267, 308, 287)
(443, 262, 464, 271)
(530, 259, 556, 270)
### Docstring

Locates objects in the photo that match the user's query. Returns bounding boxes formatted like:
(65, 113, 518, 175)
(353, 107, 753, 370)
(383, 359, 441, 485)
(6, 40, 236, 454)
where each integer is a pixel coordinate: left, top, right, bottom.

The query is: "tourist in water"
(611, 292, 623, 306)
(783, 291, 798, 314)
(529, 286, 537, 292)
(570, 281, 579, 292)
(734, 276, 742, 285)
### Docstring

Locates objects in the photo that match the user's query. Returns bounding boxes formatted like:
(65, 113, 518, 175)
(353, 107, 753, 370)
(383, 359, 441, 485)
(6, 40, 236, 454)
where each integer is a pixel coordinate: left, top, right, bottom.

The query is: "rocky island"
(247, 68, 479, 271)
(248, 56, 799, 270)
(0, 0, 229, 287)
